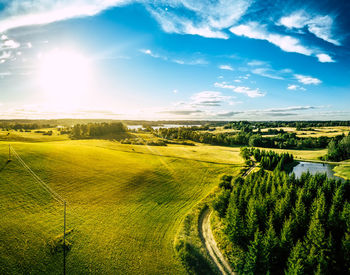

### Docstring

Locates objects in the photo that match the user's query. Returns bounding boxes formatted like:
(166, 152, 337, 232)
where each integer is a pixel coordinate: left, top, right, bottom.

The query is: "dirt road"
(199, 207, 234, 275)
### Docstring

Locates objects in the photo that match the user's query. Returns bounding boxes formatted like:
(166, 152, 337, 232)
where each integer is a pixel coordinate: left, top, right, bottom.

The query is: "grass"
(255, 147, 327, 160)
(0, 129, 69, 142)
(0, 137, 244, 274)
(333, 161, 350, 180)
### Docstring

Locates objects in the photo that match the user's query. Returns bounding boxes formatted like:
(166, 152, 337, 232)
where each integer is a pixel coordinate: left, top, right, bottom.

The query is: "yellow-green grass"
(255, 147, 327, 161)
(0, 129, 69, 142)
(0, 140, 243, 274)
(333, 161, 350, 180)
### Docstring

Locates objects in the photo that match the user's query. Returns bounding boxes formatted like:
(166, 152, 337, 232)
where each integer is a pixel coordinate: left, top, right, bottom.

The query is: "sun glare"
(39, 49, 92, 108)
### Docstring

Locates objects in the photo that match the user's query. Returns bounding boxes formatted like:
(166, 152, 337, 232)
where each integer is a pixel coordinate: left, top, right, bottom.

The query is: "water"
(291, 161, 344, 181)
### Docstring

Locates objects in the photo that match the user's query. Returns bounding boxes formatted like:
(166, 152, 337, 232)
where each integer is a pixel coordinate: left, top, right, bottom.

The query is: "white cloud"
(147, 0, 252, 39)
(251, 68, 284, 80)
(316, 53, 335, 63)
(294, 74, 321, 85)
(279, 11, 340, 46)
(287, 84, 306, 91)
(1, 34, 8, 40)
(214, 82, 265, 98)
(140, 48, 207, 65)
(148, 8, 229, 39)
(230, 22, 312, 56)
(247, 60, 266, 66)
(219, 64, 233, 71)
(173, 89, 178, 94)
(0, 72, 11, 77)
(0, 51, 11, 60)
(1, 39, 20, 49)
(190, 91, 233, 106)
(140, 48, 162, 59)
(0, 0, 129, 33)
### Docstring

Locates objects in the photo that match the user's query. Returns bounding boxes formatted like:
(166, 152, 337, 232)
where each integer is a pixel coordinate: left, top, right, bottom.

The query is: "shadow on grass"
(175, 240, 216, 275)
(0, 160, 10, 172)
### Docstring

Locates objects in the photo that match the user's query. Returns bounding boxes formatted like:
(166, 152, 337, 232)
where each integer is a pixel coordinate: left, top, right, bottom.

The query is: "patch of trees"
(71, 122, 127, 138)
(240, 147, 294, 171)
(212, 170, 350, 274)
(0, 123, 44, 131)
(155, 127, 333, 149)
(324, 134, 350, 161)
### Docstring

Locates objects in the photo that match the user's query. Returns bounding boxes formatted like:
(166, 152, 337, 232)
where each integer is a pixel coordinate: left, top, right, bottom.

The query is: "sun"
(38, 49, 92, 108)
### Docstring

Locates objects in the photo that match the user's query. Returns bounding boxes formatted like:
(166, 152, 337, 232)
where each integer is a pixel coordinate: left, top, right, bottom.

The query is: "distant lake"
(127, 124, 201, 130)
(291, 161, 344, 181)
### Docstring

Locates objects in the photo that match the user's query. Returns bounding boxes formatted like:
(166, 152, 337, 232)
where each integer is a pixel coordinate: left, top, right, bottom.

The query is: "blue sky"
(0, 0, 349, 120)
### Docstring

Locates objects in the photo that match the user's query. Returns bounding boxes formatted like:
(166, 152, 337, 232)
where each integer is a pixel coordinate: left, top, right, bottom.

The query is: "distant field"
(0, 138, 243, 274)
(209, 126, 350, 138)
(0, 129, 69, 142)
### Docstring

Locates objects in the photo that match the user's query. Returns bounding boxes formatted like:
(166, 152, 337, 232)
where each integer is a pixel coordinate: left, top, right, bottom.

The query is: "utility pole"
(63, 201, 66, 275)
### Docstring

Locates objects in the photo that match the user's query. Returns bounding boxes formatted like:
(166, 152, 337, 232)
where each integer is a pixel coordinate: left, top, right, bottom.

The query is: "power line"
(10, 146, 65, 204)
(9, 145, 67, 275)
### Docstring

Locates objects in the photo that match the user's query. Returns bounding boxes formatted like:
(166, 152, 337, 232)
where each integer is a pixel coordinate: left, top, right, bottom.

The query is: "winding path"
(199, 164, 256, 274)
(199, 207, 234, 275)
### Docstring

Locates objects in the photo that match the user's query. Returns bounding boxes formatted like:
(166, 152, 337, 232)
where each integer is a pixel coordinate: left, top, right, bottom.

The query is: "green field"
(0, 139, 243, 274)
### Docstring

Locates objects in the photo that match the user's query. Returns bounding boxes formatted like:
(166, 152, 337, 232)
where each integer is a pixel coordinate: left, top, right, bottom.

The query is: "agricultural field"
(0, 137, 244, 274)
(207, 126, 350, 138)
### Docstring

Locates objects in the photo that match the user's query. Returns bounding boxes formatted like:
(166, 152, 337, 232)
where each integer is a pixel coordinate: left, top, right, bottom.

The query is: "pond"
(290, 161, 345, 181)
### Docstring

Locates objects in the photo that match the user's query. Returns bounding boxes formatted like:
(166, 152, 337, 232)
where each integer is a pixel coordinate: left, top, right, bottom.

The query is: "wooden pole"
(63, 202, 66, 275)
(8, 144, 11, 161)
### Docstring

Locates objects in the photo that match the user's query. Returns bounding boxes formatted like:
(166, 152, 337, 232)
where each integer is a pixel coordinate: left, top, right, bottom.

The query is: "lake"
(291, 161, 344, 181)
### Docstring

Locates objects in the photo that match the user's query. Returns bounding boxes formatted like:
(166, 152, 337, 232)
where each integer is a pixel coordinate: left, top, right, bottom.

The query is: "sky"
(0, 0, 349, 120)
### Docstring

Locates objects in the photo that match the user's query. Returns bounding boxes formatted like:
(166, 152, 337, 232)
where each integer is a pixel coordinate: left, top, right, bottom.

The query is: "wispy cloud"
(287, 84, 306, 91)
(190, 91, 233, 107)
(278, 11, 340, 46)
(251, 68, 284, 80)
(219, 64, 233, 71)
(158, 109, 203, 116)
(230, 22, 312, 55)
(229, 21, 334, 62)
(147, 0, 252, 39)
(0, 0, 129, 33)
(140, 48, 208, 65)
(214, 82, 265, 98)
(294, 74, 321, 85)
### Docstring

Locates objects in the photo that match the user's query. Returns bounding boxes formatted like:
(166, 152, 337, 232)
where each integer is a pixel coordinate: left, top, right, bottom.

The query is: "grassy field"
(0, 137, 244, 274)
(333, 161, 350, 180)
(209, 126, 350, 138)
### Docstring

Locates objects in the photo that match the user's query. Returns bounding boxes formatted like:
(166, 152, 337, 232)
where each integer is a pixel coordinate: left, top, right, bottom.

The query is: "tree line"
(240, 147, 294, 171)
(212, 170, 350, 274)
(155, 127, 334, 150)
(71, 122, 128, 138)
(324, 134, 350, 162)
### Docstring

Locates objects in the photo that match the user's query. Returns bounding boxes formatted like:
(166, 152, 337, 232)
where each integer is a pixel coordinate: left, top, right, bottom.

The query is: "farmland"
(0, 137, 244, 274)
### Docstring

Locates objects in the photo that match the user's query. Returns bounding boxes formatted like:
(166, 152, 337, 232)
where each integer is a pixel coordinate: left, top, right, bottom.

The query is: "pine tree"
(285, 241, 306, 275)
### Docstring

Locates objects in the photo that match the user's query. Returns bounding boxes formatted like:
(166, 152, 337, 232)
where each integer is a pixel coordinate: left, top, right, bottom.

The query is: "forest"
(212, 170, 350, 274)
(70, 122, 128, 138)
(240, 147, 294, 171)
(155, 126, 334, 149)
(324, 135, 350, 162)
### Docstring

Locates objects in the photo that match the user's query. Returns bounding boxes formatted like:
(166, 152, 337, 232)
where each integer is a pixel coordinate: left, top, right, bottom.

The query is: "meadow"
(0, 137, 244, 274)
(1, 126, 349, 274)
